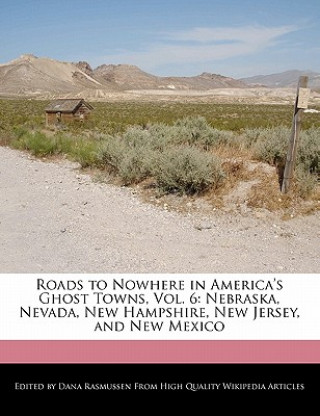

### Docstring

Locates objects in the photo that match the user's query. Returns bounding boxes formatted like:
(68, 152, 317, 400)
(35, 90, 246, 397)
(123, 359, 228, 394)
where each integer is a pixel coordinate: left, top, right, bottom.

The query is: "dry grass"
(247, 175, 292, 210)
(246, 172, 320, 215)
(205, 157, 249, 203)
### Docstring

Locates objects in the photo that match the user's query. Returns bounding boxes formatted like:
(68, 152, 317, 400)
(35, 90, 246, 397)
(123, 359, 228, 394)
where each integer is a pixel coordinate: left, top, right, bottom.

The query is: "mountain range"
(240, 70, 320, 88)
(0, 54, 245, 98)
(0, 54, 319, 98)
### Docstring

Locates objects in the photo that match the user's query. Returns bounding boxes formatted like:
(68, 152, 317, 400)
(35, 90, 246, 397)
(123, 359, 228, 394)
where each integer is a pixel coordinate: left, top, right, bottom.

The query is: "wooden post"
(281, 76, 309, 193)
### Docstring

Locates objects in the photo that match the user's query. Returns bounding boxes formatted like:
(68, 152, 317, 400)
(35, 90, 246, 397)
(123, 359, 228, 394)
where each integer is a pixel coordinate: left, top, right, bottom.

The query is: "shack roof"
(45, 99, 93, 113)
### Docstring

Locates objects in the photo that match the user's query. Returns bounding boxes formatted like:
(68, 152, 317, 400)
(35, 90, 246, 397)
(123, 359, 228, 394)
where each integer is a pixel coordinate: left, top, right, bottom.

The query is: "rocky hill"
(0, 54, 109, 97)
(93, 64, 246, 90)
(0, 54, 245, 98)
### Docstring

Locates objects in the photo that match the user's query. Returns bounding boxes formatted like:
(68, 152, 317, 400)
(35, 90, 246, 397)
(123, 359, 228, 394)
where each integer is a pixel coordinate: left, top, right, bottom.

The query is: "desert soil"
(0, 146, 319, 273)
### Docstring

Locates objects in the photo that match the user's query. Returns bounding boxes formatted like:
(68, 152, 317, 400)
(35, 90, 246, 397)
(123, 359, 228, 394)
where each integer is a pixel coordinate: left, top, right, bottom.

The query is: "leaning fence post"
(281, 76, 309, 193)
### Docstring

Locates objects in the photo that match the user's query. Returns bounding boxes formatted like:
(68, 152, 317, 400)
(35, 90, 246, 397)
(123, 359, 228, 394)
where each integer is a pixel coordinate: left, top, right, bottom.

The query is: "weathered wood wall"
(46, 107, 91, 126)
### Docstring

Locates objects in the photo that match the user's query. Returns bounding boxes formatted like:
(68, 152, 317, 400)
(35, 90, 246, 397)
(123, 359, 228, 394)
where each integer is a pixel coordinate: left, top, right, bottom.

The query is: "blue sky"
(1, 0, 319, 78)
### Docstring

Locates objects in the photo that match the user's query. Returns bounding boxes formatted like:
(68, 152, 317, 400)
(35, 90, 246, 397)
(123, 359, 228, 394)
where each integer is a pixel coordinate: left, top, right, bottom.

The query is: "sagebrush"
(1, 101, 319, 204)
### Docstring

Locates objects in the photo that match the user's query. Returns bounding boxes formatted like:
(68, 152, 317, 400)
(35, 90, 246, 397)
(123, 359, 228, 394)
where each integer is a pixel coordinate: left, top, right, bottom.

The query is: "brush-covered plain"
(0, 99, 319, 213)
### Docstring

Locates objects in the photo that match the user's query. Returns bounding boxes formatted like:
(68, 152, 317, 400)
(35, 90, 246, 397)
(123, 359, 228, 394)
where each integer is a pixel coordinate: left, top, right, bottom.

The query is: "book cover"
(0, 0, 319, 399)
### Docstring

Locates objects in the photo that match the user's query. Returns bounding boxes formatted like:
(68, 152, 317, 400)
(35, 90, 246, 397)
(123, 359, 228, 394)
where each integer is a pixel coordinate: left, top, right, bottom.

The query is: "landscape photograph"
(1, 0, 319, 273)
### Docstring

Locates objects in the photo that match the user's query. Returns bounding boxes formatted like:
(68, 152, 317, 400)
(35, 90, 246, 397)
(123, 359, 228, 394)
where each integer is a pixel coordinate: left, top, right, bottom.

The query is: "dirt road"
(0, 146, 319, 273)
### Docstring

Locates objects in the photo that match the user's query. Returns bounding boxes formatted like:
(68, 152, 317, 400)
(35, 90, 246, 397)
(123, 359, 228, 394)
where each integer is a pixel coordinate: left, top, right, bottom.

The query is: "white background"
(0, 273, 319, 340)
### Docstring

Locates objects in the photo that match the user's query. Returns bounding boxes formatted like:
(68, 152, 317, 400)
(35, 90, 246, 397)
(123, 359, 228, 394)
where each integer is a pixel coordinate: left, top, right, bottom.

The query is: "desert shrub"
(252, 127, 320, 169)
(12, 126, 29, 139)
(199, 128, 222, 148)
(295, 165, 318, 198)
(242, 128, 266, 148)
(159, 116, 237, 150)
(252, 127, 320, 196)
(173, 116, 210, 143)
(122, 126, 151, 149)
(98, 120, 226, 192)
(151, 146, 224, 194)
(53, 133, 74, 154)
(146, 123, 172, 152)
(98, 136, 126, 172)
(118, 148, 154, 184)
(298, 128, 320, 174)
(69, 139, 99, 168)
(10, 128, 100, 166)
(253, 127, 290, 164)
(171, 116, 219, 148)
(210, 129, 235, 146)
(12, 131, 56, 156)
(98, 127, 163, 183)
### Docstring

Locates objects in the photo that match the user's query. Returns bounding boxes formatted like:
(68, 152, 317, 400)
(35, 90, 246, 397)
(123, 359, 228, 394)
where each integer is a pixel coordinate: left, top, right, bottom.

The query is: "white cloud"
(163, 25, 297, 44)
(99, 25, 299, 73)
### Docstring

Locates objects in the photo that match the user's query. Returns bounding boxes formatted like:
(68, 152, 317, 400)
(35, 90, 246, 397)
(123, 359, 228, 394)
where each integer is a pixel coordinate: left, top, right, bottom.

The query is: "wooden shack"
(45, 99, 93, 126)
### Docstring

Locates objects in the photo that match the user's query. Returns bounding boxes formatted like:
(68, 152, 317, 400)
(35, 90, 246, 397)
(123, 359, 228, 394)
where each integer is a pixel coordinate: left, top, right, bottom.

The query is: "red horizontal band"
(1, 340, 319, 363)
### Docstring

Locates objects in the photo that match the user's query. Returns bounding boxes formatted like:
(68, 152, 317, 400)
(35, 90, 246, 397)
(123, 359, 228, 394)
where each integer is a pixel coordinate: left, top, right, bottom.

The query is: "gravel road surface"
(0, 146, 319, 273)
